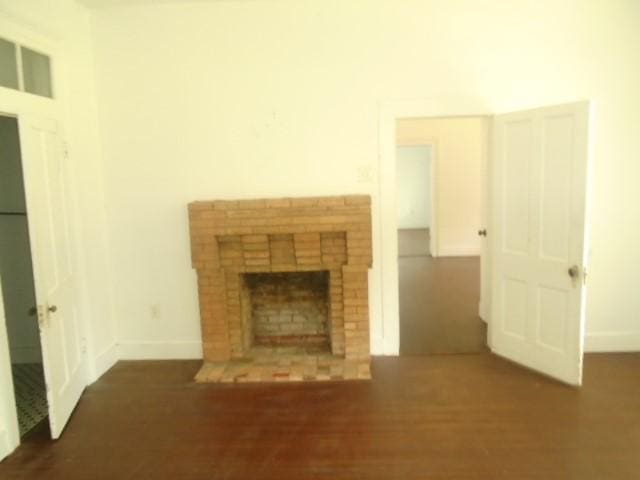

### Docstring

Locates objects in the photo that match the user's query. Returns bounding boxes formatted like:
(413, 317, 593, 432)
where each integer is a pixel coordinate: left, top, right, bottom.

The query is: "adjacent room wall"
(88, 0, 640, 355)
(0, 117, 25, 214)
(397, 117, 487, 257)
(396, 145, 431, 230)
(0, 218, 40, 364)
(0, 117, 41, 364)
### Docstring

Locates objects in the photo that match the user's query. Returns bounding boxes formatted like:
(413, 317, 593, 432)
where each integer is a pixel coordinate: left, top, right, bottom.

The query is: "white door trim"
(0, 13, 89, 456)
(0, 280, 20, 461)
(0, 16, 61, 459)
(377, 98, 492, 354)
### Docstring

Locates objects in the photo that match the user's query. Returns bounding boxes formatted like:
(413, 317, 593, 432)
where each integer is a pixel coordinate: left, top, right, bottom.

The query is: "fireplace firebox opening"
(241, 271, 330, 352)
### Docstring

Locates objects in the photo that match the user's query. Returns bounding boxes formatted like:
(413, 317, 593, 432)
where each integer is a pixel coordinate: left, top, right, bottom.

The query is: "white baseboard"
(117, 340, 203, 360)
(436, 245, 481, 257)
(107, 333, 638, 361)
(89, 342, 119, 383)
(584, 332, 640, 353)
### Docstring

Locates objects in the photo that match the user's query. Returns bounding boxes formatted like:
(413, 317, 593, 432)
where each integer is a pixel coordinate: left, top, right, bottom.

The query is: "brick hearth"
(188, 195, 373, 382)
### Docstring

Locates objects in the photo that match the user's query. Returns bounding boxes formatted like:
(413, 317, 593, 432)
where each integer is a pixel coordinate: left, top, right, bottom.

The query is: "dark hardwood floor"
(398, 229, 486, 355)
(1, 354, 640, 479)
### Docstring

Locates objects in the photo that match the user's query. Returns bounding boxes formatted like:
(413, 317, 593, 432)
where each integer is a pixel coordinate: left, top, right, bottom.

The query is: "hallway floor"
(11, 363, 47, 436)
(398, 229, 486, 355)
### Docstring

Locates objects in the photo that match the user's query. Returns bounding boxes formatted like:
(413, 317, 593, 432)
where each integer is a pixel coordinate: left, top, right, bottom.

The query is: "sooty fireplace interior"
(244, 271, 330, 350)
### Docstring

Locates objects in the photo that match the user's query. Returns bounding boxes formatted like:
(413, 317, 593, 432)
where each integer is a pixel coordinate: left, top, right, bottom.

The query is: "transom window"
(0, 37, 53, 98)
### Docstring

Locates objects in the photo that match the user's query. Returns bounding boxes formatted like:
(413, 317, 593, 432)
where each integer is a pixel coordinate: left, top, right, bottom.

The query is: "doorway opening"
(396, 145, 434, 258)
(396, 116, 488, 355)
(0, 115, 48, 437)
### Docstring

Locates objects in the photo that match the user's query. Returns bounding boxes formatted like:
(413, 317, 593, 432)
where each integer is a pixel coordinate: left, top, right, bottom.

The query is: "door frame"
(377, 98, 492, 354)
(0, 15, 88, 457)
(0, 278, 19, 459)
(395, 141, 438, 257)
(0, 16, 61, 457)
(0, 109, 56, 455)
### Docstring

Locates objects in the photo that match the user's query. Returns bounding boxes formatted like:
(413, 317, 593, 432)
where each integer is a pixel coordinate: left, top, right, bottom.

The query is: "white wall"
(0, 0, 117, 379)
(88, 0, 640, 355)
(397, 117, 487, 257)
(396, 145, 431, 230)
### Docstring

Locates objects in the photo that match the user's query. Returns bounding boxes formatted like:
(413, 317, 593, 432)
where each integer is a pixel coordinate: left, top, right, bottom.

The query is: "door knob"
(48, 305, 58, 313)
(568, 265, 580, 279)
(478, 229, 487, 237)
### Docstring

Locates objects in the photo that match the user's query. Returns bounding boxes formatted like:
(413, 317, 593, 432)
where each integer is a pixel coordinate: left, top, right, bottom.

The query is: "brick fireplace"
(188, 195, 372, 382)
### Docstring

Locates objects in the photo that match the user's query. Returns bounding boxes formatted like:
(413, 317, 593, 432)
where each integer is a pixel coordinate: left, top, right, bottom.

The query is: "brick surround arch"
(188, 195, 373, 382)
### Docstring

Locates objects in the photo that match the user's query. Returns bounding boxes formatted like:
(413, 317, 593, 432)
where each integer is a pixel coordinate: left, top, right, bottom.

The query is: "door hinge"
(583, 267, 588, 285)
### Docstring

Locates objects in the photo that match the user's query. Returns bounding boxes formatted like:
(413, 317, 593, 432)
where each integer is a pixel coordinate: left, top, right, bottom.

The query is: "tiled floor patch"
(12, 363, 48, 436)
(195, 347, 371, 383)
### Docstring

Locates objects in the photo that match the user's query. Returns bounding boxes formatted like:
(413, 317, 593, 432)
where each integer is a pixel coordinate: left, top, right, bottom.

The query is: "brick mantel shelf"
(188, 195, 373, 383)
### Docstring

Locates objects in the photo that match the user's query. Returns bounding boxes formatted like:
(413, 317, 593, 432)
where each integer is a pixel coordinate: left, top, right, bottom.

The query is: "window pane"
(0, 37, 19, 90)
(21, 46, 53, 98)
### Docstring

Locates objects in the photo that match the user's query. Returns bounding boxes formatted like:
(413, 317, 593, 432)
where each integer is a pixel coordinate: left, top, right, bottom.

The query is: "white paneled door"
(490, 102, 590, 385)
(19, 115, 86, 438)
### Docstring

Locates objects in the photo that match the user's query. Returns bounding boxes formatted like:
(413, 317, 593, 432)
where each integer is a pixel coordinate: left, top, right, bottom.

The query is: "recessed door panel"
(503, 120, 532, 256)
(537, 286, 568, 352)
(540, 115, 574, 262)
(503, 278, 527, 339)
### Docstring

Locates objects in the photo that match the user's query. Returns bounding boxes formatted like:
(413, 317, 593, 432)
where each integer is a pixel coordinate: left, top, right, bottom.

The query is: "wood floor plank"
(398, 244, 486, 355)
(1, 354, 639, 479)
